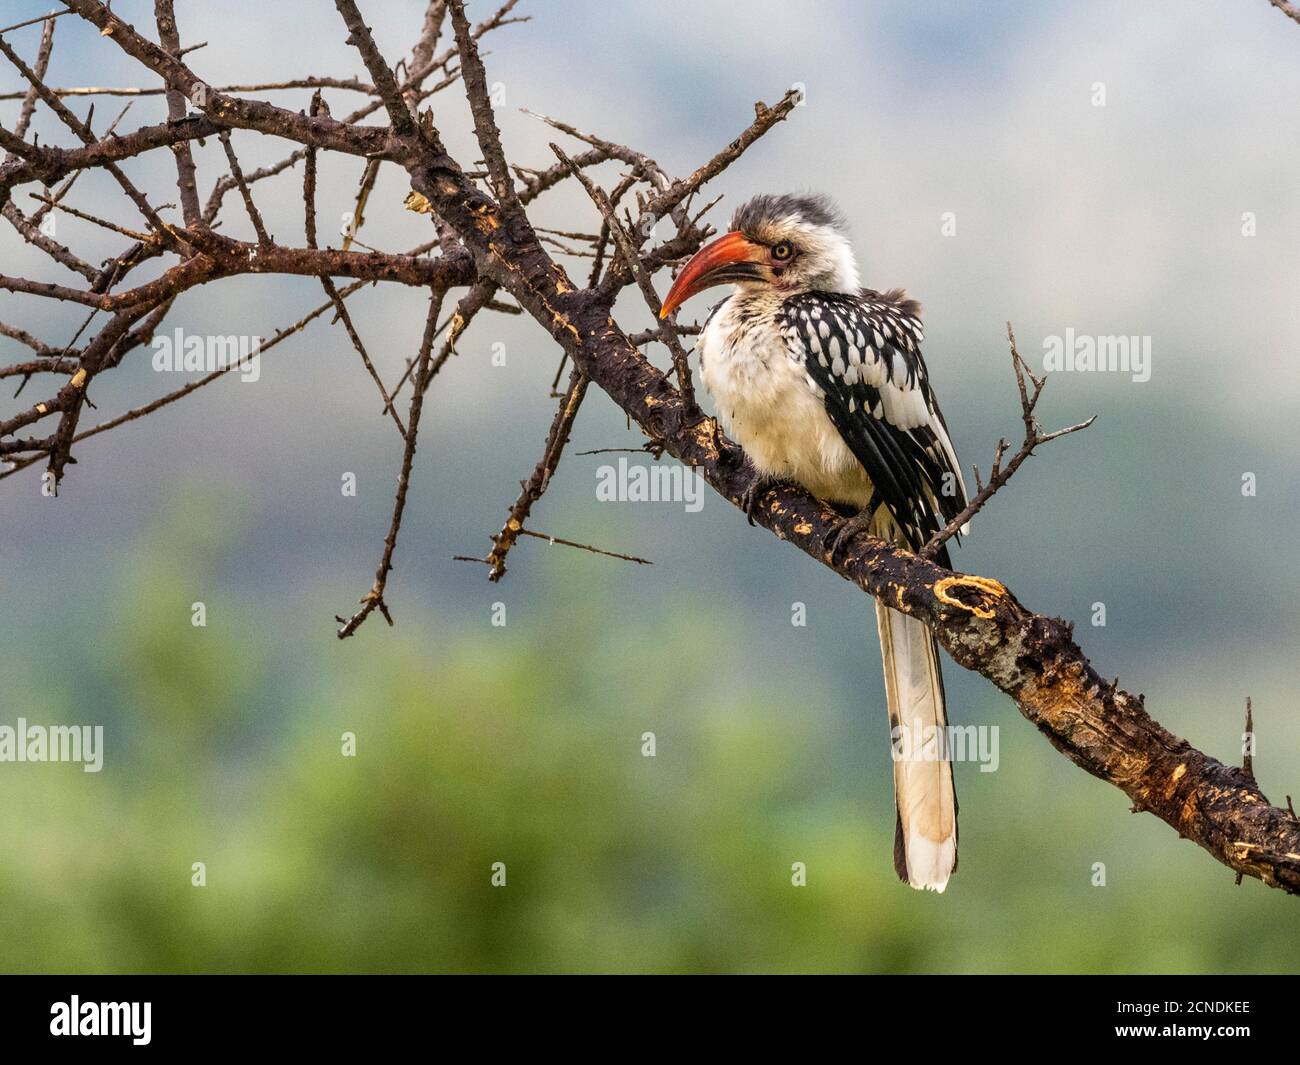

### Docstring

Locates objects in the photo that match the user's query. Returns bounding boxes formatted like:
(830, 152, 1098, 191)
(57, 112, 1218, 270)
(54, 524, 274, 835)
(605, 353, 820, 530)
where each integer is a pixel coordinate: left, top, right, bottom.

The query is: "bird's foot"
(741, 474, 790, 526)
(708, 418, 730, 460)
(824, 498, 879, 563)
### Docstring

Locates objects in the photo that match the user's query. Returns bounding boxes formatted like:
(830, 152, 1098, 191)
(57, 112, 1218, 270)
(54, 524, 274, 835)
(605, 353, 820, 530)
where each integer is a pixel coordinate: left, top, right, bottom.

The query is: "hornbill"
(660, 194, 967, 892)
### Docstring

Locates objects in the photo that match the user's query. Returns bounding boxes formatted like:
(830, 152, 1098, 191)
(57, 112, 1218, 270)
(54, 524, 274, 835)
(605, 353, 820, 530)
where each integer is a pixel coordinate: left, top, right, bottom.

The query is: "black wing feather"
(777, 290, 966, 554)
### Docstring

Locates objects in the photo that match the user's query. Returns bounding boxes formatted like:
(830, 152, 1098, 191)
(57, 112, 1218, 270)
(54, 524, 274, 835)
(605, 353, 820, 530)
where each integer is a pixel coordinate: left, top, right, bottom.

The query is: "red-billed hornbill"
(660, 194, 967, 892)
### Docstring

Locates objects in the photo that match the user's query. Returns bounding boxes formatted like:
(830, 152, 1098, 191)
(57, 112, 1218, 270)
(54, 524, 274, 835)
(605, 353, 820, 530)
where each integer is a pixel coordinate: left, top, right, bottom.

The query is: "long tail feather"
(872, 509, 958, 891)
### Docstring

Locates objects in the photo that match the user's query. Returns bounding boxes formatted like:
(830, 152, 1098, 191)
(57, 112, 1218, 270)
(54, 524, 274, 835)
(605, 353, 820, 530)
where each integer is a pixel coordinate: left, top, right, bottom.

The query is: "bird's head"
(660, 193, 859, 318)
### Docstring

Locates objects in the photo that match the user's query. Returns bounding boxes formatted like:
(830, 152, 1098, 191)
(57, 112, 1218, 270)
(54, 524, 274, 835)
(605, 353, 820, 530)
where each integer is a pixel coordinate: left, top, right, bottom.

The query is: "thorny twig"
(482, 368, 589, 581)
(336, 289, 445, 638)
(918, 322, 1096, 560)
(456, 527, 652, 569)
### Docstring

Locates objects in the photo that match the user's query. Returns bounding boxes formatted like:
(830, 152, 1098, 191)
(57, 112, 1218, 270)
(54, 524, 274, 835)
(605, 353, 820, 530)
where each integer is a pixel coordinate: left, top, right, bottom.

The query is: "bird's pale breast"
(699, 296, 876, 508)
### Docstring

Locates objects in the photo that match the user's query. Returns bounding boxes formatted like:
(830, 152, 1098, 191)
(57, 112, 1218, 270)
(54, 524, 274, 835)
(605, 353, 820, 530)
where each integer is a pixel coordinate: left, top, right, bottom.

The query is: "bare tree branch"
(332, 0, 417, 138)
(336, 289, 445, 638)
(482, 368, 589, 581)
(919, 322, 1096, 560)
(1269, 0, 1300, 27)
(152, 0, 201, 226)
(446, 0, 521, 214)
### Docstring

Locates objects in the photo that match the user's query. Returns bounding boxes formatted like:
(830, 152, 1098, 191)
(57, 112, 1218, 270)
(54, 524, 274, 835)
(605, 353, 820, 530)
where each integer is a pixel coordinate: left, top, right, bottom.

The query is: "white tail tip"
(905, 829, 956, 893)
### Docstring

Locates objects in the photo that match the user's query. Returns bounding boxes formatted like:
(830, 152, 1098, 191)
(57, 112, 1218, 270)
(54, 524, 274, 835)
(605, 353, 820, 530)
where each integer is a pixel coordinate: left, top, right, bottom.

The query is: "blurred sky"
(2, 1, 1299, 969)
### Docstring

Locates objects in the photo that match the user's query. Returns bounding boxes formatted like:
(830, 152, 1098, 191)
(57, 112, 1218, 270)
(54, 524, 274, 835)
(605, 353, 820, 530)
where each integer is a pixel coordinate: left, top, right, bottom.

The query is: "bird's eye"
(771, 240, 794, 261)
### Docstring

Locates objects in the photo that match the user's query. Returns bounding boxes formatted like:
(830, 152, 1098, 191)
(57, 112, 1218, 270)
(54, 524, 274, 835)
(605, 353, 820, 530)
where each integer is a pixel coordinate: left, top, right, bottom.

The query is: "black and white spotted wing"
(777, 290, 966, 554)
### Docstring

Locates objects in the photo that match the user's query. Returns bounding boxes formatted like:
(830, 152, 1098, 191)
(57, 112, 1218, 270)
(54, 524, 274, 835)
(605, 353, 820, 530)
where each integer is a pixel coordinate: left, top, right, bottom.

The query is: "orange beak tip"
(659, 230, 762, 323)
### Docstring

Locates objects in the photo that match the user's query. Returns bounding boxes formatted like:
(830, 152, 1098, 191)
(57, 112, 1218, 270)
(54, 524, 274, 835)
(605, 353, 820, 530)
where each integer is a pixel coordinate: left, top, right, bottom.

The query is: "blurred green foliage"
(0, 495, 1297, 974)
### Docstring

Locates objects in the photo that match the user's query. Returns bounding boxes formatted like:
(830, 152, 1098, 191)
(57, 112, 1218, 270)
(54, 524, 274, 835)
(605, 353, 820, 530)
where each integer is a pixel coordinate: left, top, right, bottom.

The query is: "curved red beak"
(659, 231, 766, 319)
